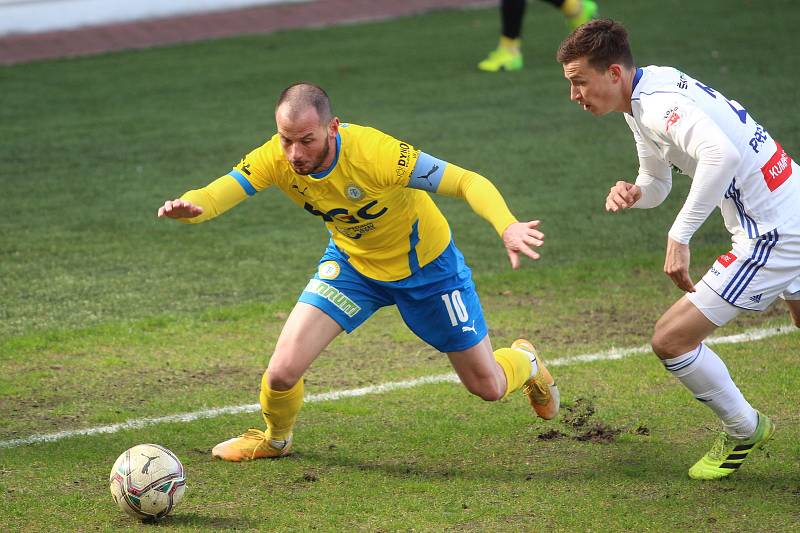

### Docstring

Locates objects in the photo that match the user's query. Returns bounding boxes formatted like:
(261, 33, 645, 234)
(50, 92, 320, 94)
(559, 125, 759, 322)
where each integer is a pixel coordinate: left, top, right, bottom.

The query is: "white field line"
(0, 325, 792, 449)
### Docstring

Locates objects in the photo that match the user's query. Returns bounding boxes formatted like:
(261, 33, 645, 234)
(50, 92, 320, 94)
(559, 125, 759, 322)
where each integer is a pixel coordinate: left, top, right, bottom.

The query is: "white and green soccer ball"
(109, 444, 186, 522)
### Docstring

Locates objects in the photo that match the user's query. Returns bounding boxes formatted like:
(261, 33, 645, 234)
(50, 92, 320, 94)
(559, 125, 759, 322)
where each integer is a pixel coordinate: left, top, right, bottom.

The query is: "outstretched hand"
(502, 220, 544, 269)
(605, 181, 641, 212)
(157, 199, 203, 219)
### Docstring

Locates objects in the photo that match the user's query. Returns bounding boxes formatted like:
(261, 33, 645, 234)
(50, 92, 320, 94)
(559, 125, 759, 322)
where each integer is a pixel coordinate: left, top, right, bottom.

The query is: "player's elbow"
(699, 139, 741, 170)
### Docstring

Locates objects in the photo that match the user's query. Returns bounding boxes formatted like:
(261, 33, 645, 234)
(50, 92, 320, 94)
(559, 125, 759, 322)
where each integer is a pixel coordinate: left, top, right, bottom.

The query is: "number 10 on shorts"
(441, 290, 469, 326)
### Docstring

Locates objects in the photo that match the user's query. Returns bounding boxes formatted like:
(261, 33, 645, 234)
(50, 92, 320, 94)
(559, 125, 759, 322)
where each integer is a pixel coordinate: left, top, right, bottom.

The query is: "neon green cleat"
(688, 412, 775, 480)
(477, 47, 523, 72)
(566, 0, 599, 31)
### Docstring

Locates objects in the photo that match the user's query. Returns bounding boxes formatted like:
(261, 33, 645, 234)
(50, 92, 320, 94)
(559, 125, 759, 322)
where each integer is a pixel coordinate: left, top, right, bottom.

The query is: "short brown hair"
(557, 19, 634, 71)
(275, 82, 333, 124)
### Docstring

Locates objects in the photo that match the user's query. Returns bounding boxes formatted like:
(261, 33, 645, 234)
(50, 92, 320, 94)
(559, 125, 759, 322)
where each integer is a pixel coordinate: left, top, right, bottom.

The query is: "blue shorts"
(298, 240, 487, 352)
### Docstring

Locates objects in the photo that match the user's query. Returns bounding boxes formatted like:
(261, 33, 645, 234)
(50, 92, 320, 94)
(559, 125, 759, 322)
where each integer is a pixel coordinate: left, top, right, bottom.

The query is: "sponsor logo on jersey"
(345, 183, 364, 200)
(664, 108, 681, 131)
(304, 279, 361, 317)
(335, 222, 375, 240)
(318, 260, 340, 280)
(717, 252, 737, 267)
(761, 142, 793, 191)
(303, 200, 387, 224)
(396, 142, 411, 170)
(748, 124, 767, 154)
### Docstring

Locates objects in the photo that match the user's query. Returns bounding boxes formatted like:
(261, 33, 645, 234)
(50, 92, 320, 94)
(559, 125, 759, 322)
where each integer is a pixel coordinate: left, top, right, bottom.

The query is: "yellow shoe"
(211, 428, 292, 462)
(477, 47, 523, 72)
(513, 339, 560, 420)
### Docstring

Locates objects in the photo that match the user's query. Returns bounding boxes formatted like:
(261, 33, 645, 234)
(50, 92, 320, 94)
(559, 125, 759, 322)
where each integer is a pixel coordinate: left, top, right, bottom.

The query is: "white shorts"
(687, 218, 800, 326)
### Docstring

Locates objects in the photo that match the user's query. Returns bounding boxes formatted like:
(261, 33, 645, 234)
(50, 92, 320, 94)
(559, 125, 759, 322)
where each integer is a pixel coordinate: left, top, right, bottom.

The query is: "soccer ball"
(109, 444, 186, 522)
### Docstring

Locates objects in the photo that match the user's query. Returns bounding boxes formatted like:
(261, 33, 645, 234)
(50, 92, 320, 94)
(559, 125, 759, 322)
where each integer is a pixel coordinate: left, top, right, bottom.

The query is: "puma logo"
(140, 454, 159, 474)
(292, 184, 308, 195)
(461, 320, 477, 334)
(414, 164, 439, 188)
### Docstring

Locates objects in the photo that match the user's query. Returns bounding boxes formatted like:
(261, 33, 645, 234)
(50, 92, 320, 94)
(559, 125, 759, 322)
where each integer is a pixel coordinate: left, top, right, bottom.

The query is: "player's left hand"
(503, 220, 544, 269)
(663, 236, 696, 292)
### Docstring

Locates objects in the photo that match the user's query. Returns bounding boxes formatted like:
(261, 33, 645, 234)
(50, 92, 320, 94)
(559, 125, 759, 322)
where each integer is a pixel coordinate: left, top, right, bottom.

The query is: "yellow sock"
(561, 0, 581, 17)
(494, 347, 533, 398)
(499, 36, 521, 53)
(260, 371, 304, 440)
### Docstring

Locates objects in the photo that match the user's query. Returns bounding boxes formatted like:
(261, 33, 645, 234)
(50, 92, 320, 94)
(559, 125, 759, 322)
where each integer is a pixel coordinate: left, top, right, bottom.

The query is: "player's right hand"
(157, 199, 204, 219)
(605, 181, 641, 212)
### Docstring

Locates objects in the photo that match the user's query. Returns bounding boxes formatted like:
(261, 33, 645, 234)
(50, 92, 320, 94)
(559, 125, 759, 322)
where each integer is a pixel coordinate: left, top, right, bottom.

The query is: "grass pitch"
(1, 0, 799, 530)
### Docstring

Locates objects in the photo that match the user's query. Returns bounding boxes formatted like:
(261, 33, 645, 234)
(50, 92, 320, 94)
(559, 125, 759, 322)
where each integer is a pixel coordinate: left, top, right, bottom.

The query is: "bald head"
(275, 83, 339, 175)
(275, 82, 333, 125)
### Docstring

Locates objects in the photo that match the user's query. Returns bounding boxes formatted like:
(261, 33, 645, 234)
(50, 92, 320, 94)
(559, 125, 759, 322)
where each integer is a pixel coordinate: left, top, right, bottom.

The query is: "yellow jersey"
(179, 123, 517, 282)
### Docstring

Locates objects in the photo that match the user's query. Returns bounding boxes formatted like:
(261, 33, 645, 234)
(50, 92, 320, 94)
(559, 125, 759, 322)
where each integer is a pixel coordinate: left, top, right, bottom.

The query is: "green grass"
(1, 334, 798, 531)
(1, 0, 799, 530)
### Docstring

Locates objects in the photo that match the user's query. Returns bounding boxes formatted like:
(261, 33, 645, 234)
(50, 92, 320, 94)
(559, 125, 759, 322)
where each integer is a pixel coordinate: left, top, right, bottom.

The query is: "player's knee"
(265, 363, 301, 391)
(464, 381, 504, 402)
(650, 327, 683, 360)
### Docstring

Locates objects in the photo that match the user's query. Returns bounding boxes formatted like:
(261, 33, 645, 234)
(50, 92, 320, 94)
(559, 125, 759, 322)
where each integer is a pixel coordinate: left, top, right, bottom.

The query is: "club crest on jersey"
(345, 183, 364, 200)
(717, 252, 737, 267)
(318, 260, 341, 280)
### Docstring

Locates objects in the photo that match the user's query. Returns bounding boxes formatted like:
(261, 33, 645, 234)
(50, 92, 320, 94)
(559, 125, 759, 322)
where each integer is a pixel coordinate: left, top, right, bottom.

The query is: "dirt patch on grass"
(553, 398, 624, 444)
(537, 429, 567, 440)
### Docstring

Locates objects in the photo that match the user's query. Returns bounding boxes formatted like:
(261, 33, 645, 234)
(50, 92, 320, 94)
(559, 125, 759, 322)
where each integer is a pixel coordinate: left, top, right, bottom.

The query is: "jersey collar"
(310, 131, 341, 180)
(627, 67, 644, 115)
(631, 67, 643, 92)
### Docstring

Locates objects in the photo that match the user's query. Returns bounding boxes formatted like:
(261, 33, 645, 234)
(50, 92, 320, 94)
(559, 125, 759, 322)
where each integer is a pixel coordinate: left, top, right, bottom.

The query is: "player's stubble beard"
(292, 134, 331, 176)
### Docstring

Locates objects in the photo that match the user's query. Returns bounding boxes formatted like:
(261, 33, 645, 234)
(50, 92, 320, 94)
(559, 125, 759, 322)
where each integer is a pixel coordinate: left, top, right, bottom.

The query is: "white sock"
(663, 343, 758, 438)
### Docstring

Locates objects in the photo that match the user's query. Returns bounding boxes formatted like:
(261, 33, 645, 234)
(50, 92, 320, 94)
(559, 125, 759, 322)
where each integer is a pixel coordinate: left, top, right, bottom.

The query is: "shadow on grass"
(157, 511, 256, 529)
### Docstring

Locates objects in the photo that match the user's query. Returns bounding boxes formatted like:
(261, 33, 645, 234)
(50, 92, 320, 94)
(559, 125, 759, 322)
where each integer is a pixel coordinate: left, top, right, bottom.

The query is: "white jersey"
(626, 65, 800, 243)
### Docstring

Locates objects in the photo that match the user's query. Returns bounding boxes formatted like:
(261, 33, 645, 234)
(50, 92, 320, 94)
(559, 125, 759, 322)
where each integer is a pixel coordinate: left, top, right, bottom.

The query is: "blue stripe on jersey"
(407, 152, 447, 192)
(408, 220, 421, 273)
(310, 132, 341, 180)
(721, 230, 778, 303)
(228, 168, 257, 196)
(724, 179, 758, 238)
(632, 68, 644, 91)
(720, 235, 768, 301)
(664, 344, 702, 371)
(730, 230, 779, 302)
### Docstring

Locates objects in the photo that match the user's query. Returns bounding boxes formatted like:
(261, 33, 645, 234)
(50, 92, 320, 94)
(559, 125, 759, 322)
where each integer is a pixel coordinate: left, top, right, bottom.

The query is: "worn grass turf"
(1, 333, 798, 531)
(1, 0, 799, 530)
